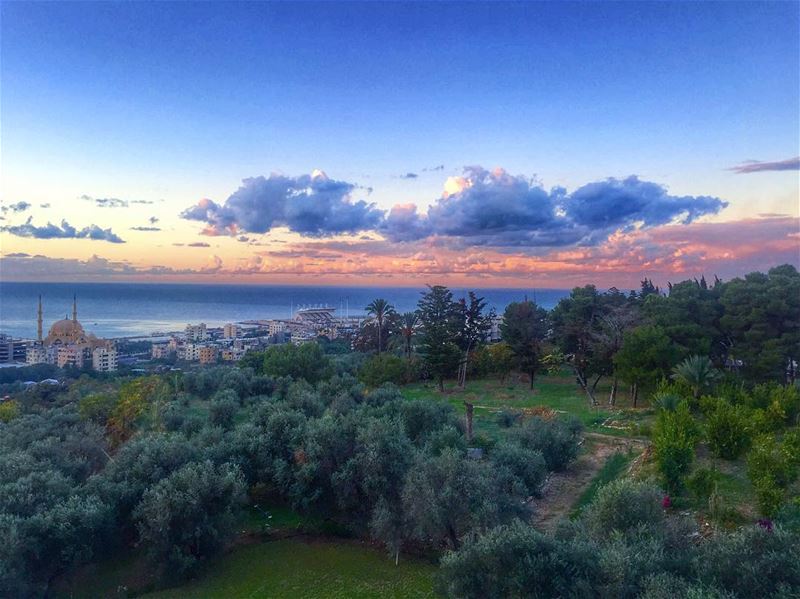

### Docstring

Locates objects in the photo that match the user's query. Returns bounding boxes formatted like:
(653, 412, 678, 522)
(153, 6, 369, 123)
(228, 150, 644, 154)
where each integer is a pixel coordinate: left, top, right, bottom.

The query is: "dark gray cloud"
(131, 200, 155, 205)
(40, 203, 51, 209)
(148, 216, 159, 224)
(728, 157, 800, 174)
(131, 226, 161, 231)
(181, 171, 382, 237)
(1, 201, 31, 213)
(0, 217, 125, 243)
(381, 167, 727, 247)
(423, 165, 445, 172)
(187, 242, 210, 247)
(400, 172, 419, 179)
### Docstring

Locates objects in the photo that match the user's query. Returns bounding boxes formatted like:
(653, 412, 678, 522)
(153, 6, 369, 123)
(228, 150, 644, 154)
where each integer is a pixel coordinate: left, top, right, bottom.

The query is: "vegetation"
(2, 263, 799, 597)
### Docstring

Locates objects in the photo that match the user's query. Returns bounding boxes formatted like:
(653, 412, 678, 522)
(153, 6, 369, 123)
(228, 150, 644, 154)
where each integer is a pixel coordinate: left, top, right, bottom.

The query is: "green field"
(144, 539, 437, 599)
(401, 372, 650, 439)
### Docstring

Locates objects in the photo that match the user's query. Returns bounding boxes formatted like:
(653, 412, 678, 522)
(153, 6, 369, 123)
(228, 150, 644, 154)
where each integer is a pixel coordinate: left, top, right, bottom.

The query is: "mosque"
(26, 296, 117, 371)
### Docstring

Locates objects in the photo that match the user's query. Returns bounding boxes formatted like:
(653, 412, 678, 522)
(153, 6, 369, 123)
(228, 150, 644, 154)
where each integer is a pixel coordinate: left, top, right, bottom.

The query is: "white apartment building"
(92, 346, 118, 372)
(26, 345, 47, 365)
(178, 343, 201, 361)
(268, 320, 286, 335)
(185, 323, 209, 342)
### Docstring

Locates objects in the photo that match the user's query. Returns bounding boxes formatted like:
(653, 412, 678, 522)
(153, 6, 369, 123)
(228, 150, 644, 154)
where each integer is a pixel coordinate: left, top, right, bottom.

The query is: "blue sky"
(1, 2, 798, 286)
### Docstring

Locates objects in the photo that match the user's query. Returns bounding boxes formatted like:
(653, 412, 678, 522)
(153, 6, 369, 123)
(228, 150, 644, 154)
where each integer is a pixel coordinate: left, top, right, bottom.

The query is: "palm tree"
(672, 355, 721, 399)
(397, 312, 419, 359)
(366, 298, 395, 354)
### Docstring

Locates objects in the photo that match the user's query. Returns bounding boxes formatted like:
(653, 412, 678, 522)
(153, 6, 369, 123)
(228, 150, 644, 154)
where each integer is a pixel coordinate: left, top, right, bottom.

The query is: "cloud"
(381, 167, 727, 247)
(40, 203, 51, 209)
(81, 195, 154, 207)
(423, 165, 445, 172)
(187, 242, 210, 247)
(728, 157, 800, 174)
(181, 170, 382, 237)
(82, 195, 129, 208)
(1, 201, 32, 213)
(1, 217, 125, 243)
(400, 172, 419, 179)
(148, 216, 159, 224)
(130, 226, 161, 231)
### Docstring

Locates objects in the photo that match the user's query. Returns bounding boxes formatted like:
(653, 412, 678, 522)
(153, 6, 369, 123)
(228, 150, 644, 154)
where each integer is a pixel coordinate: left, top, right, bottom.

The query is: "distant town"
(2, 297, 505, 374)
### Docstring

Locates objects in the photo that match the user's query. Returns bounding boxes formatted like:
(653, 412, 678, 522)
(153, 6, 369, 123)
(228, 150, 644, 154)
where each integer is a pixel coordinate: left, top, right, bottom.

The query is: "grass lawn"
(143, 539, 437, 599)
(401, 372, 651, 439)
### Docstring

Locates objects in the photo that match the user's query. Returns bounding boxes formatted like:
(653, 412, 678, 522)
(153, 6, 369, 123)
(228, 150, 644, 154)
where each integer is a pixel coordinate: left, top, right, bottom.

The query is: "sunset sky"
(1, 2, 798, 289)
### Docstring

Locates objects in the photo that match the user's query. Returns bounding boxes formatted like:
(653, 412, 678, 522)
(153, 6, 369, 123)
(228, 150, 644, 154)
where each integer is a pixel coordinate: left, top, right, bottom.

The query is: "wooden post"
(464, 401, 474, 442)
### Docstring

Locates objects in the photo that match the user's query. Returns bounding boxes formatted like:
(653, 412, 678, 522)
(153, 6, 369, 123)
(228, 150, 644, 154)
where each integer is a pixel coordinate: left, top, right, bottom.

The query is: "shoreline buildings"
(25, 296, 118, 371)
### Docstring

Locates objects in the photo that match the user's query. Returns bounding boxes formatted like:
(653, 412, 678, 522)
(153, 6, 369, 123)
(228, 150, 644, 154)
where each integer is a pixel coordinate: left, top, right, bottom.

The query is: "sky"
(1, 1, 798, 289)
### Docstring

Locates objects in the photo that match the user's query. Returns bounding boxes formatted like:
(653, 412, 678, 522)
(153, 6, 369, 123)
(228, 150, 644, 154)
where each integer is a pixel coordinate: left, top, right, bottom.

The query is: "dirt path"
(531, 433, 648, 531)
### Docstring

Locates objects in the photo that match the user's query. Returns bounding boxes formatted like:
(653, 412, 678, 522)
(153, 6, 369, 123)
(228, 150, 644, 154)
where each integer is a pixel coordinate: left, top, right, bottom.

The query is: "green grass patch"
(570, 451, 634, 518)
(402, 374, 646, 439)
(143, 539, 437, 599)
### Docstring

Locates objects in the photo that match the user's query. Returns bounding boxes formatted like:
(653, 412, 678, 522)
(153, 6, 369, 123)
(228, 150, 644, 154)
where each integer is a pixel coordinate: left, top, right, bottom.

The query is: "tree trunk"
(632, 382, 638, 408)
(438, 376, 444, 392)
(377, 319, 382, 354)
(395, 547, 400, 566)
(530, 370, 535, 390)
(447, 524, 460, 550)
(464, 401, 474, 442)
(608, 377, 618, 407)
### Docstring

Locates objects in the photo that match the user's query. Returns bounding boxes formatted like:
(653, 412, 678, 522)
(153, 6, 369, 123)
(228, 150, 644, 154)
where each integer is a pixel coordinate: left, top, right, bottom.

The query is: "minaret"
(72, 294, 77, 323)
(37, 295, 43, 342)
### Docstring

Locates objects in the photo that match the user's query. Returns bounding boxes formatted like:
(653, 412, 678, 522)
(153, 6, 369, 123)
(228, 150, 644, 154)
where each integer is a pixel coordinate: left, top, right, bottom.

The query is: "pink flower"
(662, 495, 672, 509)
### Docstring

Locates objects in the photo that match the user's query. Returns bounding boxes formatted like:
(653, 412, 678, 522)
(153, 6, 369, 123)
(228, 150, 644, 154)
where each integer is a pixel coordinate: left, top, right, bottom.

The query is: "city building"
(178, 343, 201, 361)
(92, 346, 118, 372)
(151, 343, 171, 359)
(185, 323, 209, 342)
(223, 323, 241, 339)
(0, 334, 27, 363)
(26, 295, 116, 371)
(198, 345, 218, 364)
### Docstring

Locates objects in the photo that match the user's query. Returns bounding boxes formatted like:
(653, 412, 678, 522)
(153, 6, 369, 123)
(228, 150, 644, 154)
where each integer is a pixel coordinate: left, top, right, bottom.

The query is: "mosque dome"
(48, 318, 84, 338)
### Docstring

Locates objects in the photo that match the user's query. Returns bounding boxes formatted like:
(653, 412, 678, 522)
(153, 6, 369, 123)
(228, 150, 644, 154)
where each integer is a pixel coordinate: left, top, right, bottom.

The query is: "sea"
(0, 282, 571, 340)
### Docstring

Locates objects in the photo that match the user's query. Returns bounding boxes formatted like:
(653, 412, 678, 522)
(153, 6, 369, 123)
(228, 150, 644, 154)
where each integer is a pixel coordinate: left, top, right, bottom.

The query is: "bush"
(685, 467, 721, 504)
(747, 432, 800, 517)
(496, 410, 522, 428)
(652, 400, 699, 492)
(209, 391, 238, 429)
(582, 479, 665, 537)
(258, 343, 333, 383)
(696, 525, 800, 597)
(704, 398, 751, 459)
(133, 461, 245, 579)
(358, 354, 418, 387)
(438, 520, 598, 598)
(508, 416, 583, 472)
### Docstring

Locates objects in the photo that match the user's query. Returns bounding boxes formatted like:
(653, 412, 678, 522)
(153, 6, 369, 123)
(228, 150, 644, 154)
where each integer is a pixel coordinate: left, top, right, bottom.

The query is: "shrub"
(496, 410, 522, 428)
(358, 354, 418, 387)
(652, 400, 699, 492)
(133, 461, 245, 579)
(508, 416, 583, 472)
(582, 479, 665, 537)
(704, 399, 751, 459)
(438, 521, 598, 598)
(209, 392, 238, 429)
(0, 400, 21, 423)
(685, 467, 721, 504)
(747, 432, 800, 517)
(696, 525, 800, 597)
(259, 343, 333, 383)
